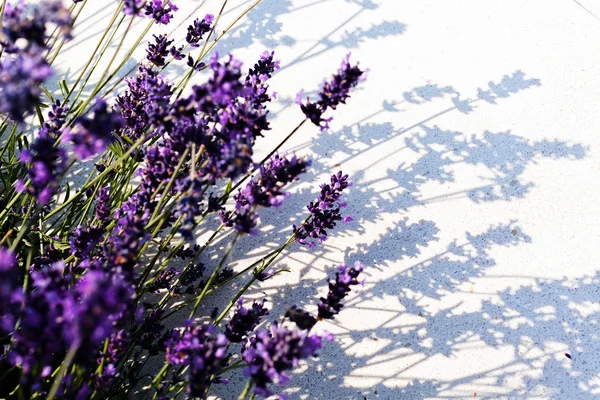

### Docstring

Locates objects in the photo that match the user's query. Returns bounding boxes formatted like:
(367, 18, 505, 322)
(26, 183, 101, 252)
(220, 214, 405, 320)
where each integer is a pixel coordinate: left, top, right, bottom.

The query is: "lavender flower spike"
(294, 171, 352, 247)
(225, 297, 268, 343)
(242, 322, 331, 398)
(298, 53, 365, 130)
(0, 247, 22, 334)
(318, 261, 364, 320)
(165, 322, 229, 397)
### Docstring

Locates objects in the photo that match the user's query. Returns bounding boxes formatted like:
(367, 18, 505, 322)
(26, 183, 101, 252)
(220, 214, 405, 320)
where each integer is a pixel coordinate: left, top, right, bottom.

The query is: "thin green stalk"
(238, 380, 254, 400)
(43, 133, 148, 222)
(64, 2, 125, 105)
(46, 344, 79, 400)
(189, 233, 240, 317)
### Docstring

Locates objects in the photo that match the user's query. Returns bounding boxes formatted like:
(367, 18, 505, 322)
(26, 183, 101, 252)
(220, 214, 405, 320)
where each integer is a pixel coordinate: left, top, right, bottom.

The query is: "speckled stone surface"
(55, 0, 600, 398)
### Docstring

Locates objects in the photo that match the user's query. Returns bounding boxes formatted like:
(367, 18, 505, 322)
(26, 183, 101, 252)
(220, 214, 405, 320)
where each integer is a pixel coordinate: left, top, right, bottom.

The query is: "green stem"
(238, 380, 254, 400)
(46, 344, 79, 400)
(189, 233, 240, 317)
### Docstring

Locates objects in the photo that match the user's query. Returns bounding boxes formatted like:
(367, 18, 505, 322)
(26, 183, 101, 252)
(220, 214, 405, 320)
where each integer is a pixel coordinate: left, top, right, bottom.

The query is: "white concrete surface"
(55, 0, 600, 398)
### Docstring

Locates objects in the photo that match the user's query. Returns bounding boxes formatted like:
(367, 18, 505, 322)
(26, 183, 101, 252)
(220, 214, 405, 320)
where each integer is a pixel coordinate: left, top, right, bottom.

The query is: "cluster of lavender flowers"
(0, 1, 367, 399)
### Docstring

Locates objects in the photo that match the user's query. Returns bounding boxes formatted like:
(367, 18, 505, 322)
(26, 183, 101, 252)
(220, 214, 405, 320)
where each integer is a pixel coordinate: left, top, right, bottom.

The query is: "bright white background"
(56, 0, 600, 398)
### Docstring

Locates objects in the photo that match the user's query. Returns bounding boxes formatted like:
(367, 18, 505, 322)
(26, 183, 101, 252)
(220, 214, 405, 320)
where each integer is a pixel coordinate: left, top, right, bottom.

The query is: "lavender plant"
(0, 1, 366, 398)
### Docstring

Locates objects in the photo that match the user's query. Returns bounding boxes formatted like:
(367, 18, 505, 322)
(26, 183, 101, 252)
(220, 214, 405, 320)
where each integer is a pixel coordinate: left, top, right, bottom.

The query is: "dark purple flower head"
(317, 261, 364, 320)
(225, 298, 268, 343)
(123, 0, 143, 16)
(294, 171, 352, 246)
(219, 203, 258, 236)
(41, 100, 70, 138)
(244, 50, 280, 110)
(165, 322, 229, 397)
(1, 0, 72, 53)
(0, 53, 52, 122)
(186, 14, 214, 47)
(95, 187, 111, 223)
(285, 305, 317, 331)
(68, 99, 123, 160)
(298, 54, 365, 130)
(18, 130, 68, 204)
(242, 322, 330, 398)
(145, 0, 178, 25)
(257, 153, 309, 207)
(0, 247, 22, 334)
(146, 33, 173, 67)
(69, 225, 104, 258)
(147, 268, 179, 293)
(116, 65, 172, 140)
(65, 269, 134, 362)
(10, 261, 71, 375)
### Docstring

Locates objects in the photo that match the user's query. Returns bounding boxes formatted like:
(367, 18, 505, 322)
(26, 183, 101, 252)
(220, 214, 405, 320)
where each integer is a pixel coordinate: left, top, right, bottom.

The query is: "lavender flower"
(123, 0, 142, 16)
(69, 225, 104, 258)
(225, 298, 268, 343)
(297, 54, 365, 130)
(17, 131, 68, 204)
(285, 305, 317, 331)
(186, 14, 214, 47)
(0, 247, 22, 334)
(147, 268, 179, 293)
(242, 322, 330, 398)
(318, 261, 364, 320)
(65, 269, 134, 363)
(0, 53, 52, 122)
(68, 99, 123, 160)
(116, 65, 172, 140)
(245, 50, 280, 110)
(41, 100, 69, 138)
(256, 153, 309, 207)
(145, 0, 178, 25)
(165, 322, 229, 397)
(146, 34, 173, 67)
(95, 187, 111, 222)
(9, 261, 72, 377)
(294, 171, 352, 246)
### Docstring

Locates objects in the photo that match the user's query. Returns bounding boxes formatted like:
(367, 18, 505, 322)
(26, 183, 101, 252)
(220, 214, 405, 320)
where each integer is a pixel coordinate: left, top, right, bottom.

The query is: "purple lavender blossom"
(68, 99, 123, 160)
(285, 305, 317, 331)
(9, 261, 72, 377)
(65, 269, 134, 363)
(186, 14, 214, 47)
(256, 153, 309, 207)
(123, 0, 142, 16)
(41, 100, 69, 138)
(297, 54, 365, 130)
(318, 261, 364, 320)
(0, 247, 22, 334)
(146, 34, 173, 67)
(242, 322, 330, 398)
(1, 0, 72, 53)
(17, 131, 68, 204)
(116, 65, 172, 140)
(0, 53, 52, 122)
(245, 50, 280, 110)
(225, 298, 268, 343)
(294, 171, 352, 246)
(147, 268, 179, 293)
(69, 226, 104, 258)
(95, 187, 111, 222)
(145, 0, 178, 25)
(165, 322, 229, 397)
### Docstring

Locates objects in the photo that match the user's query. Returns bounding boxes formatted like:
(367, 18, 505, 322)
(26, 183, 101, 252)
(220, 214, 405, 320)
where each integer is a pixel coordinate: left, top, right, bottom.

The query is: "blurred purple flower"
(242, 322, 330, 398)
(68, 100, 123, 160)
(225, 298, 268, 343)
(0, 53, 52, 122)
(165, 322, 229, 397)
(0, 247, 22, 334)
(145, 0, 178, 25)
